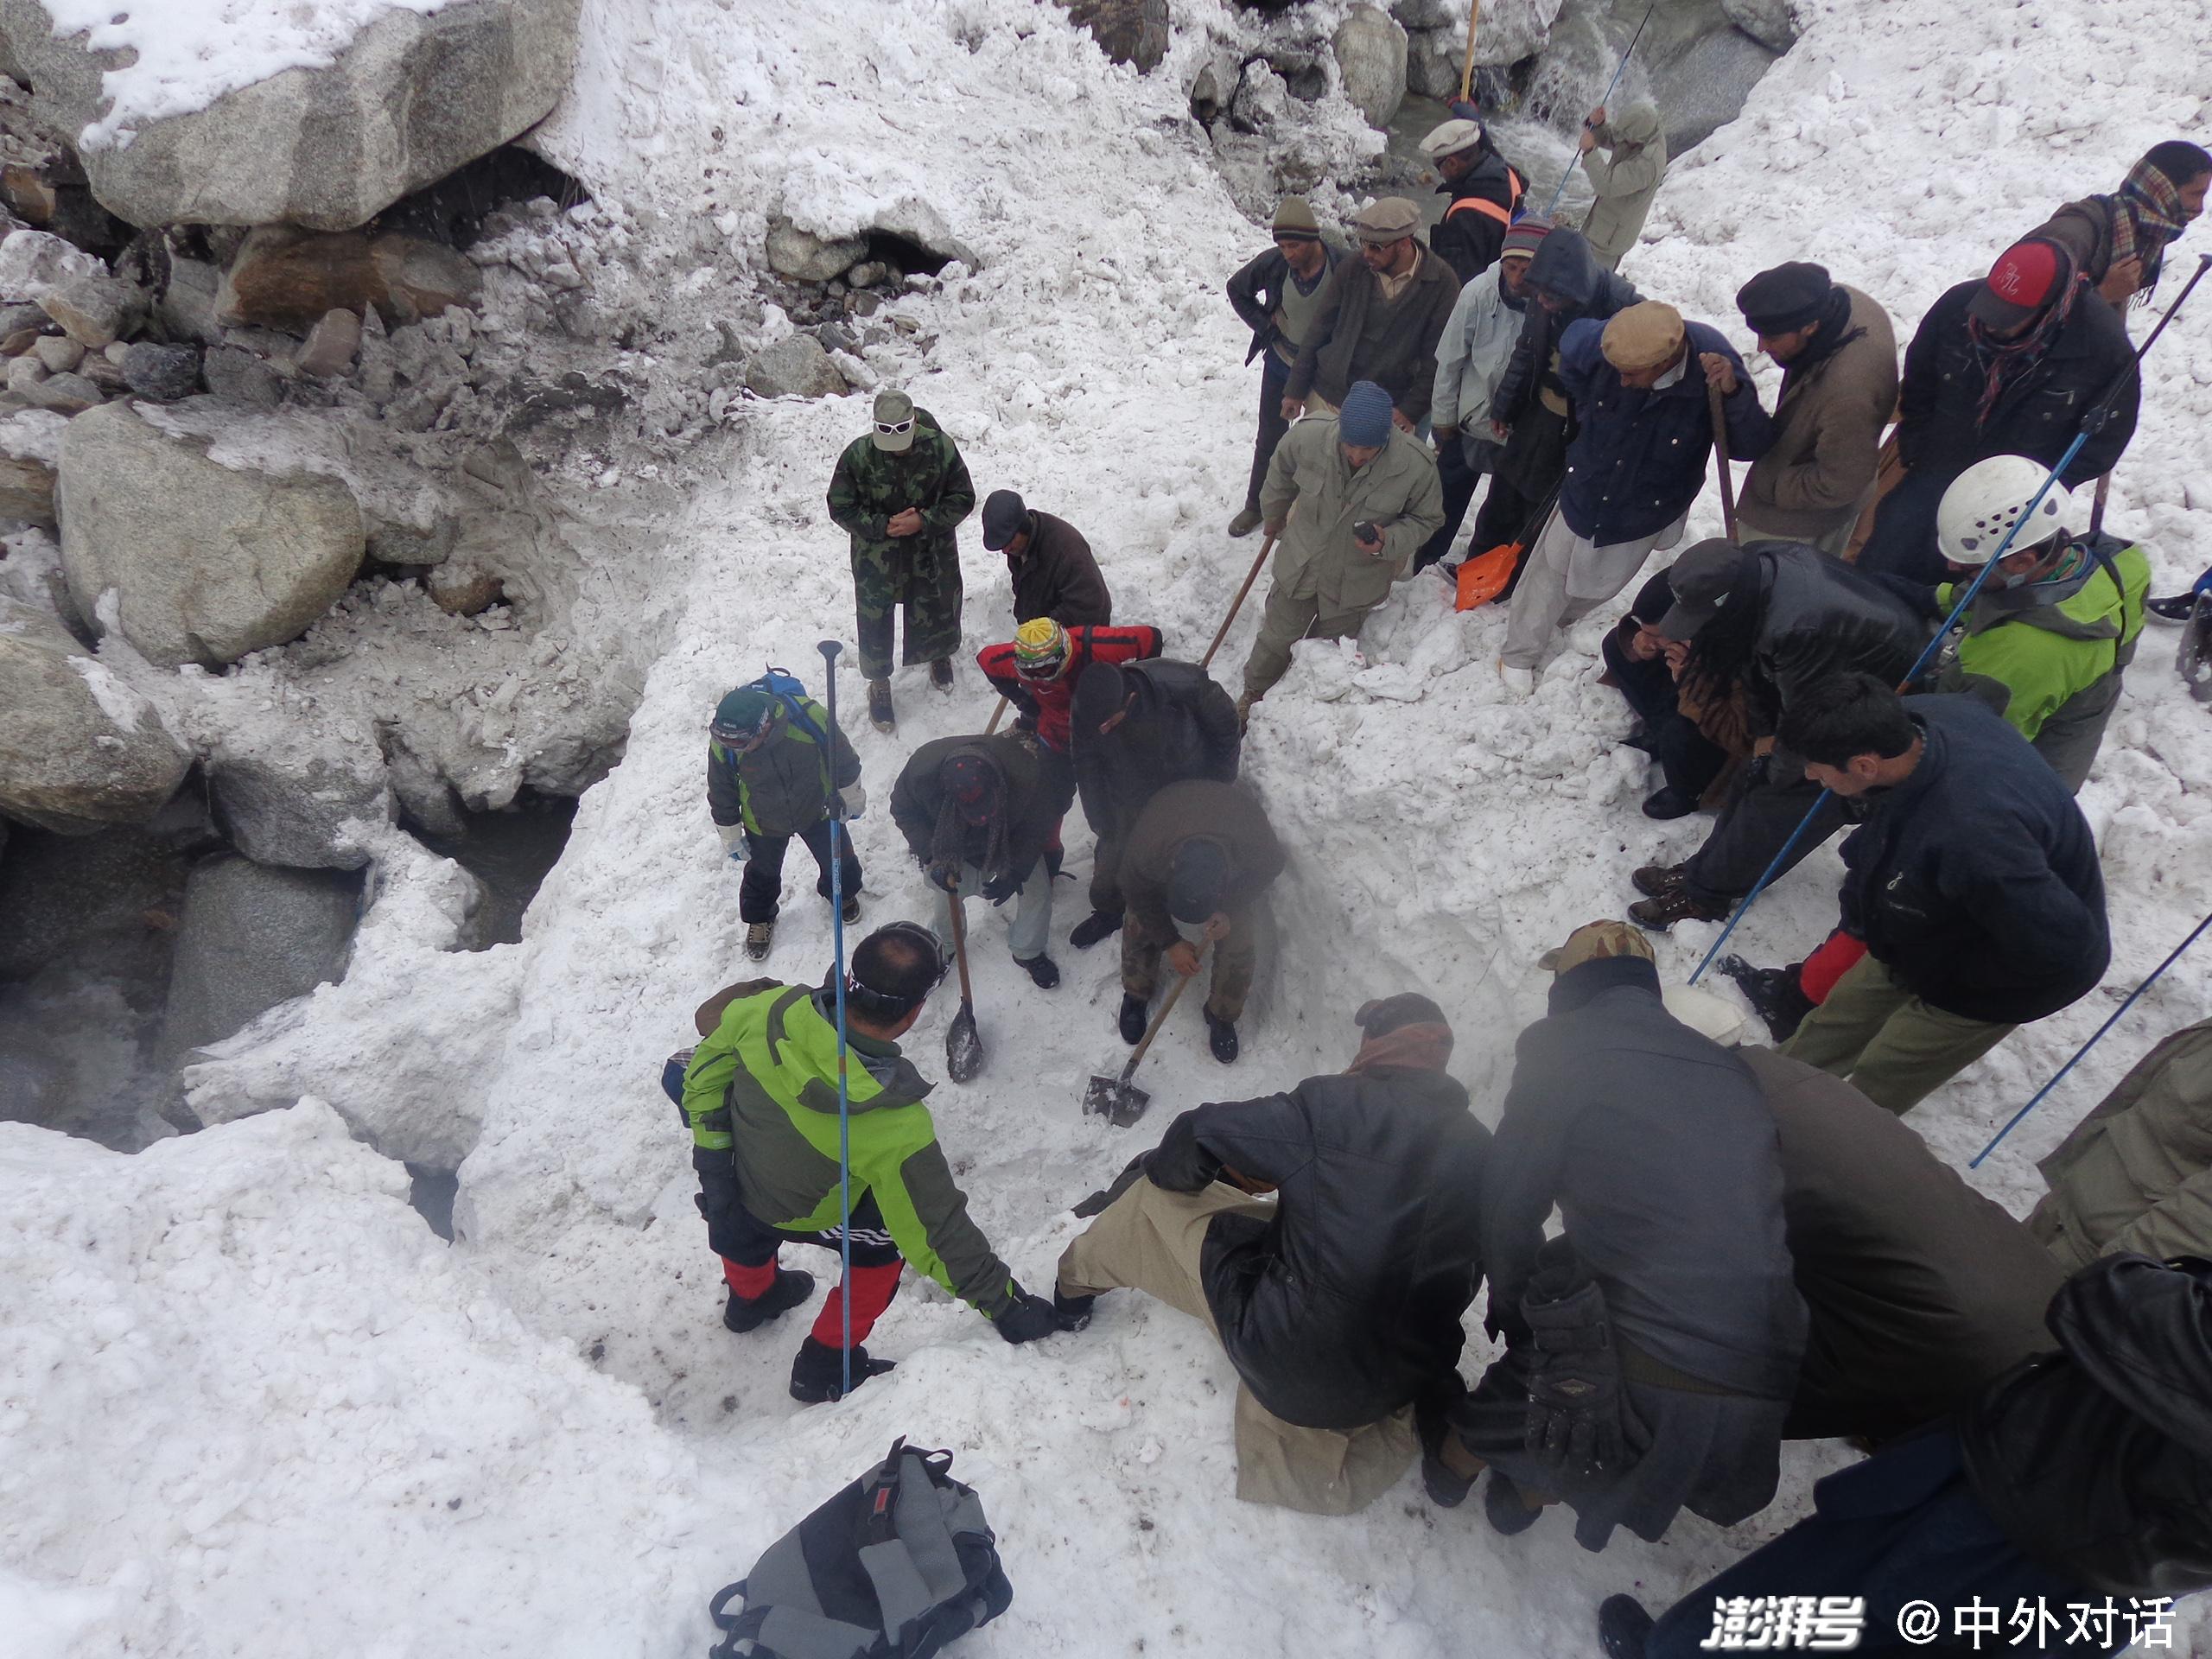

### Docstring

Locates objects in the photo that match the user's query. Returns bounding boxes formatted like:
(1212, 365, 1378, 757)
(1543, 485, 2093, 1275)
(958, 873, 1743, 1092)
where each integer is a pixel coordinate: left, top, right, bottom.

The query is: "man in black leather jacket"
(1629, 539, 1930, 930)
(1598, 1253, 2212, 1657)
(1054, 994, 1489, 1515)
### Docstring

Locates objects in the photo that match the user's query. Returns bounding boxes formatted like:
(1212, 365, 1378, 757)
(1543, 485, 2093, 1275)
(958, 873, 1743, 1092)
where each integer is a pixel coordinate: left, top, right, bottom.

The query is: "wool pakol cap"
(1737, 261, 1834, 334)
(1272, 196, 1322, 240)
(982, 489, 1027, 550)
(1351, 196, 1422, 245)
(1501, 217, 1552, 260)
(1337, 379, 1395, 448)
(1969, 239, 2066, 331)
(1420, 117, 1485, 160)
(871, 388, 916, 452)
(1654, 538, 1746, 639)
(1600, 302, 1687, 372)
(1539, 919, 1656, 975)
(1356, 992, 1451, 1038)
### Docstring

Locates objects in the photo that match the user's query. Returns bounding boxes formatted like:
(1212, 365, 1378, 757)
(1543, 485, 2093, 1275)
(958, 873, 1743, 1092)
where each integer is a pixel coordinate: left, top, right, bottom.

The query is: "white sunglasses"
(874, 417, 915, 435)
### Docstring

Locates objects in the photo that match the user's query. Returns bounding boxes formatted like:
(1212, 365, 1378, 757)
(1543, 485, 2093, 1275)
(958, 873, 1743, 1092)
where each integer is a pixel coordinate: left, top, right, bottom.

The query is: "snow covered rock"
(1058, 0, 1171, 72)
(1722, 0, 1796, 52)
(0, 226, 99, 302)
(207, 730, 394, 872)
(0, 0, 583, 232)
(0, 593, 191, 834)
(162, 855, 362, 1058)
(1332, 4, 1409, 129)
(764, 218, 868, 283)
(744, 332, 849, 401)
(58, 403, 365, 669)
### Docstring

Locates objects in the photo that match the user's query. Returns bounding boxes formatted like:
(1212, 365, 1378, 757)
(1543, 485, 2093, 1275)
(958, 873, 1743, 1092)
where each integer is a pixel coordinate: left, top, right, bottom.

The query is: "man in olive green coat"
(2030, 1018, 2212, 1268)
(1240, 380, 1444, 717)
(1576, 101, 1667, 272)
(827, 389, 977, 733)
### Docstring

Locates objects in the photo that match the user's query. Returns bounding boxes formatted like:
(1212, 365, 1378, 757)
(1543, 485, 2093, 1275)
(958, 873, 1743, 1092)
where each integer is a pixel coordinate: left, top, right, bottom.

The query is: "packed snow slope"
(8, 0, 2212, 1654)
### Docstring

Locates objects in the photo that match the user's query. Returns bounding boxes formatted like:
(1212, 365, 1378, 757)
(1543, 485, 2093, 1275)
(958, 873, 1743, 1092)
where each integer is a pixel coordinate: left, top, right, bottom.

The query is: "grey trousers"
(930, 860, 1052, 963)
(1502, 509, 1685, 670)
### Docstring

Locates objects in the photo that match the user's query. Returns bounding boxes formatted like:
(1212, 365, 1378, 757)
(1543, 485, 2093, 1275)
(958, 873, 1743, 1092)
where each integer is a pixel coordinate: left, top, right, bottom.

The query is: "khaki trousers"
(1241, 582, 1376, 701)
(1056, 1179, 1416, 1515)
(1783, 954, 2017, 1116)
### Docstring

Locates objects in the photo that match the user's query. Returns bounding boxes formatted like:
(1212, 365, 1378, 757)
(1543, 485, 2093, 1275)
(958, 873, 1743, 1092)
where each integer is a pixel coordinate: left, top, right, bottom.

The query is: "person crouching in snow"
(705, 683, 864, 963)
(1054, 994, 1490, 1516)
(677, 923, 1067, 1403)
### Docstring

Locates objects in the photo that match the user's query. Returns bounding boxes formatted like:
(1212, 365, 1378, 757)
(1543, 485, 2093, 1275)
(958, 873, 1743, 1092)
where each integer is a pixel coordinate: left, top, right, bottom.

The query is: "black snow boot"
(1069, 909, 1122, 950)
(1015, 954, 1061, 990)
(1598, 1594, 1656, 1659)
(929, 658, 955, 692)
(1052, 1285, 1096, 1331)
(841, 890, 861, 925)
(1483, 1471, 1543, 1537)
(1206, 1012, 1239, 1065)
(723, 1268, 815, 1333)
(1117, 993, 1148, 1045)
(788, 1338, 896, 1404)
(1641, 785, 1700, 821)
(1719, 955, 1815, 1042)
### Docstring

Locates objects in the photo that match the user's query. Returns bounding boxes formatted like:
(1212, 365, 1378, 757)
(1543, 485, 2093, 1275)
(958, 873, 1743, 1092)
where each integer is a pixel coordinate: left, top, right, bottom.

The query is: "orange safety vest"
(1444, 164, 1526, 229)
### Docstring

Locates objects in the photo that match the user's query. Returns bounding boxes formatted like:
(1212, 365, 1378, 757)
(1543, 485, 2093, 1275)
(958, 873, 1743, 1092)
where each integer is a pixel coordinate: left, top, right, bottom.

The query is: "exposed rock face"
(57, 403, 366, 669)
(0, 407, 61, 525)
(1721, 0, 1796, 53)
(744, 333, 848, 401)
(215, 226, 482, 334)
(1332, 5, 1409, 129)
(1058, 0, 1172, 72)
(0, 593, 193, 834)
(161, 855, 364, 1059)
(764, 219, 867, 284)
(207, 732, 395, 872)
(0, 0, 585, 232)
(121, 342, 202, 402)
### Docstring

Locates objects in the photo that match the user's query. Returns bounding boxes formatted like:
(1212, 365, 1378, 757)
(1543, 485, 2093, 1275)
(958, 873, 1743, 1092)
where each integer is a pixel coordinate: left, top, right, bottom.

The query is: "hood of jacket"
(1609, 102, 1662, 146)
(1523, 226, 1637, 318)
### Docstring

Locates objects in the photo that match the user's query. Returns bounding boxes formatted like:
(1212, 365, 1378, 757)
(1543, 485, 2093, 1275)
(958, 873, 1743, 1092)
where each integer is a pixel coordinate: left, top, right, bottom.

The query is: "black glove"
(995, 1287, 1061, 1344)
(927, 857, 963, 893)
(1743, 751, 1773, 789)
(981, 871, 1021, 905)
(1520, 1260, 1643, 1483)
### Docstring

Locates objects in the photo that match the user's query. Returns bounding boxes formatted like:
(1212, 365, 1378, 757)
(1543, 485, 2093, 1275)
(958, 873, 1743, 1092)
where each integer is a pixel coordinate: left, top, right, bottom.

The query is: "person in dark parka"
(1056, 994, 1490, 1515)
(1601, 1254, 2212, 1658)
(1781, 677, 2110, 1116)
(1442, 922, 1806, 1552)
(978, 489, 1112, 626)
(1419, 115, 1526, 283)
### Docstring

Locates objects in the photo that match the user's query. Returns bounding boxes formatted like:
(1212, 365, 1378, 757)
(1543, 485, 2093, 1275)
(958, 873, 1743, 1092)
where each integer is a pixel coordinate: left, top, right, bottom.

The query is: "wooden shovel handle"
(945, 878, 975, 1006)
(1202, 533, 1277, 671)
(1707, 378, 1739, 543)
(1125, 938, 1208, 1077)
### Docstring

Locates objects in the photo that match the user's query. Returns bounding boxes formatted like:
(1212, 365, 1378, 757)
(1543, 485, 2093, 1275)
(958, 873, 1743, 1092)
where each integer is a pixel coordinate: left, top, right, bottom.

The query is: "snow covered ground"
(6, 0, 2212, 1654)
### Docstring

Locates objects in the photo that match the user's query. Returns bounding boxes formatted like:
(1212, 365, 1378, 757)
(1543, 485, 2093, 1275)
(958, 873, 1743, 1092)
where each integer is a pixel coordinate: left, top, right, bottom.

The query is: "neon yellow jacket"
(1937, 536, 2148, 741)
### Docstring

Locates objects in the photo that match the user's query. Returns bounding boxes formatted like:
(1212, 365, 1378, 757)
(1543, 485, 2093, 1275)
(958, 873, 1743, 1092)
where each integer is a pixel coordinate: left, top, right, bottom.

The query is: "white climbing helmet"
(1936, 455, 2073, 566)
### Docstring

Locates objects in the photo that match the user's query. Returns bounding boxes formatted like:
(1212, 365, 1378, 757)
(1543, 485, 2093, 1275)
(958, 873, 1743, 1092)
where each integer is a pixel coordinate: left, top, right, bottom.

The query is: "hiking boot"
(1598, 1595, 1656, 1659)
(1228, 505, 1263, 538)
(1015, 954, 1061, 990)
(788, 1337, 896, 1404)
(1641, 785, 1700, 821)
(722, 1268, 815, 1333)
(929, 658, 955, 692)
(1483, 1471, 1543, 1537)
(1630, 861, 1687, 898)
(867, 678, 895, 734)
(1235, 691, 1258, 734)
(1052, 1285, 1096, 1331)
(1069, 909, 1121, 950)
(840, 890, 862, 925)
(745, 920, 774, 960)
(1629, 886, 1729, 931)
(1719, 954, 1815, 1042)
(1206, 1012, 1239, 1065)
(1118, 993, 1148, 1045)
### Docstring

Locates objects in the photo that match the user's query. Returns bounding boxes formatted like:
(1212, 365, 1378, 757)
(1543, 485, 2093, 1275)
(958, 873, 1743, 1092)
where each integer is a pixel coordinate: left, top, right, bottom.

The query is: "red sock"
(1797, 930, 1867, 1005)
(810, 1262, 902, 1347)
(723, 1256, 778, 1299)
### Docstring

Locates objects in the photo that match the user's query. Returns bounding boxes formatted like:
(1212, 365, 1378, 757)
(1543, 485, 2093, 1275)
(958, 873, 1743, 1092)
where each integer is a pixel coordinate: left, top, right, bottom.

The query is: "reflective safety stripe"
(1446, 195, 1513, 227)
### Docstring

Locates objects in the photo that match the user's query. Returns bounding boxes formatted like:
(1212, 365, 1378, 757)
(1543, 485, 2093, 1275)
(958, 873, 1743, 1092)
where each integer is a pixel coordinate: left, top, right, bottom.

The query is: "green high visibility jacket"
(1936, 535, 2150, 743)
(681, 982, 1016, 1317)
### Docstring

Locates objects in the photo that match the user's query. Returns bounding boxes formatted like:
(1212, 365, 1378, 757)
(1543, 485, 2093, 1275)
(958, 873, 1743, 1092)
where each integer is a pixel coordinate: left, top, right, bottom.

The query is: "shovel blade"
(946, 1004, 983, 1084)
(1082, 1073, 1150, 1127)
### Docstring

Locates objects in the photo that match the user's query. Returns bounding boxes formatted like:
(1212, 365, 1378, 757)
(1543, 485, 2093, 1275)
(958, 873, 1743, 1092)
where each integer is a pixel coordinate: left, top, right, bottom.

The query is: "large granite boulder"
(0, 0, 583, 232)
(1058, 0, 1171, 72)
(57, 403, 365, 669)
(1333, 5, 1409, 129)
(162, 855, 363, 1059)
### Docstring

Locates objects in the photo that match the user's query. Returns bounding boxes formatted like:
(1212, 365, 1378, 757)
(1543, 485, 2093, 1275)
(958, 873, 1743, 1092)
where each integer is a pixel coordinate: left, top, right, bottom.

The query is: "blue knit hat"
(1338, 380, 1394, 448)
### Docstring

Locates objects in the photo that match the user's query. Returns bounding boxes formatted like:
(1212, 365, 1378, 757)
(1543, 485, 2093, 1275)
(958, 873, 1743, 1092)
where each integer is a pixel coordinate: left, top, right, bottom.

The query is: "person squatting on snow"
(1418, 217, 1550, 575)
(1599, 568, 1745, 816)
(1777, 677, 2111, 1117)
(1497, 300, 1773, 692)
(1471, 226, 1641, 575)
(1065, 656, 1241, 951)
(1115, 779, 1283, 1067)
(1598, 1254, 2212, 1659)
(1419, 115, 1527, 285)
(2030, 1016, 2212, 1270)
(1730, 262, 1899, 557)
(890, 734, 1073, 991)
(1053, 994, 1490, 1516)
(705, 683, 867, 962)
(2029, 138, 2211, 310)
(1857, 238, 2140, 586)
(1624, 537, 1929, 930)
(677, 924, 1065, 1404)
(976, 619, 1162, 763)
(1912, 456, 2150, 793)
(1435, 923, 1806, 1551)
(978, 488, 1113, 626)
(1574, 102, 1667, 274)
(826, 389, 977, 733)
(1239, 380, 1444, 721)
(1282, 197, 1459, 431)
(1224, 196, 1347, 539)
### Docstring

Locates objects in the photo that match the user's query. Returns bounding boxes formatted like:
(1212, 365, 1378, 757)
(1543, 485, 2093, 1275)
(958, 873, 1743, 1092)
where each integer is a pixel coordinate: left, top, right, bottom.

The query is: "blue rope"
(817, 639, 854, 1399)
(1541, 1, 1656, 220)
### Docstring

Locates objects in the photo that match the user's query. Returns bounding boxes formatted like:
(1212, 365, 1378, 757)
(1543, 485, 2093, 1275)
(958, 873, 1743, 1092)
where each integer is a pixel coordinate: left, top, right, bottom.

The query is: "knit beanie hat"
(1351, 196, 1422, 245)
(1272, 196, 1322, 241)
(1737, 261, 1835, 334)
(1538, 919, 1656, 975)
(1337, 379, 1395, 447)
(1167, 838, 1230, 924)
(710, 687, 775, 742)
(1355, 992, 1452, 1039)
(1012, 617, 1070, 681)
(1501, 217, 1552, 260)
(1600, 301, 1687, 372)
(941, 753, 1000, 825)
(1968, 239, 2067, 330)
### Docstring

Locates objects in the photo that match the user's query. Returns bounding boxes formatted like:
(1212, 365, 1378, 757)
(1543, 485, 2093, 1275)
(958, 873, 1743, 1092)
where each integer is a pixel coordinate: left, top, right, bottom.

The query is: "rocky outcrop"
(0, 0, 584, 232)
(1721, 0, 1796, 53)
(207, 729, 395, 872)
(744, 333, 848, 401)
(161, 855, 364, 1059)
(0, 593, 193, 834)
(215, 227, 482, 334)
(58, 403, 366, 669)
(1332, 5, 1409, 129)
(764, 220, 868, 284)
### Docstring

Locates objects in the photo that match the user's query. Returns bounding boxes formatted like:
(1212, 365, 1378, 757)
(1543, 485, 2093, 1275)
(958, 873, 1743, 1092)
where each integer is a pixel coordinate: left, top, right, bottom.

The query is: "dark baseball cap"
(1654, 540, 1748, 640)
(981, 490, 1027, 551)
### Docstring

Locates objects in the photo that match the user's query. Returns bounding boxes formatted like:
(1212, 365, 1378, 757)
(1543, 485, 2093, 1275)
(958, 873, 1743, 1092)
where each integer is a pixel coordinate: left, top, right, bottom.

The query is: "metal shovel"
(1083, 944, 1205, 1128)
(944, 887, 984, 1083)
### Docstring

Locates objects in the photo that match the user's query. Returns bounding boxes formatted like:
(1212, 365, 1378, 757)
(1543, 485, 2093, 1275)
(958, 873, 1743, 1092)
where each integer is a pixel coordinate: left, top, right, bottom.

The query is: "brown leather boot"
(1629, 886, 1729, 931)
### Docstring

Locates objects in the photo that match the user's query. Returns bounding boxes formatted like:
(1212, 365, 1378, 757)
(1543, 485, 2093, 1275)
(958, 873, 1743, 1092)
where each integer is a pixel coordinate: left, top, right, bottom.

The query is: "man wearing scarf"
(1859, 238, 2139, 585)
(2031, 139, 2210, 308)
(1729, 263, 1899, 558)
(1053, 993, 1490, 1516)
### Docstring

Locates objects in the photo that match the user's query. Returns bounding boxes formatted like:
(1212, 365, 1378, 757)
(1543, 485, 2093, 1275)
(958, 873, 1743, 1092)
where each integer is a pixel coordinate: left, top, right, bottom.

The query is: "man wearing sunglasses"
(707, 684, 866, 961)
(829, 390, 978, 734)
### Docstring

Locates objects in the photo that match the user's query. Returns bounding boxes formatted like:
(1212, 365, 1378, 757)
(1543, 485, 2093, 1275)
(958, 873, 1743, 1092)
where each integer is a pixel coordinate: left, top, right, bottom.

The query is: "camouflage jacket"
(826, 407, 976, 572)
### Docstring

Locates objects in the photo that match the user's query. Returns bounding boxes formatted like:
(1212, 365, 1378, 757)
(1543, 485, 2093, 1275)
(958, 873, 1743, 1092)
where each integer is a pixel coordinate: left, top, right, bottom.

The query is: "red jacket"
(977, 624, 1163, 753)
